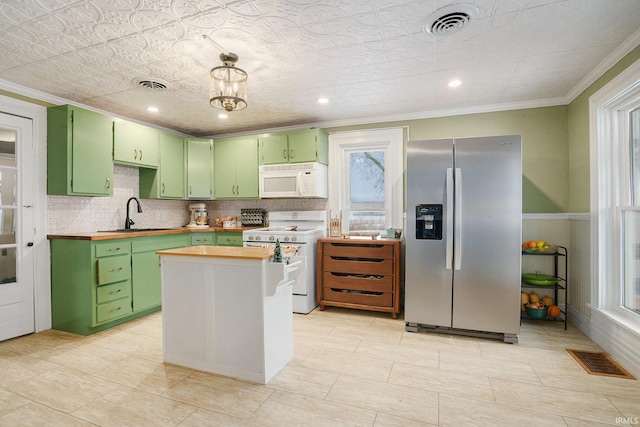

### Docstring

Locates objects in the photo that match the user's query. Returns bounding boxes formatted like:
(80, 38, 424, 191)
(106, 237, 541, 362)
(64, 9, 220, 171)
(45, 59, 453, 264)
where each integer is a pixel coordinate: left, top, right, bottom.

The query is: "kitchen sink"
(97, 228, 175, 233)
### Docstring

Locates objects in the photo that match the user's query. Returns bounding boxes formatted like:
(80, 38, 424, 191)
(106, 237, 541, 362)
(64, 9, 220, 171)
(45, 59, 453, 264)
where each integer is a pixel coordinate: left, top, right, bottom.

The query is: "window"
(328, 128, 404, 234)
(592, 57, 640, 328)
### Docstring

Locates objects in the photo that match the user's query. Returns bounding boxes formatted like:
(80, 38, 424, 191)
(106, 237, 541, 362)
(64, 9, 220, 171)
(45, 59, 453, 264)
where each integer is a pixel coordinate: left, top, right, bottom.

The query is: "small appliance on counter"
(185, 202, 209, 228)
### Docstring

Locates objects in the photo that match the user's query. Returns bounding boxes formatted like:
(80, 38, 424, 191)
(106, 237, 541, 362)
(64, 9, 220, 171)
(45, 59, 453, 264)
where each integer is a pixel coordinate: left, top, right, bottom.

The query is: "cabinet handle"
(290, 149, 295, 159)
(236, 184, 239, 195)
(139, 150, 142, 161)
(106, 247, 121, 252)
(162, 183, 166, 194)
(108, 267, 123, 272)
(283, 149, 287, 160)
(105, 178, 110, 189)
(107, 306, 122, 313)
(189, 185, 192, 195)
(134, 148, 138, 160)
(107, 289, 122, 295)
(231, 185, 235, 195)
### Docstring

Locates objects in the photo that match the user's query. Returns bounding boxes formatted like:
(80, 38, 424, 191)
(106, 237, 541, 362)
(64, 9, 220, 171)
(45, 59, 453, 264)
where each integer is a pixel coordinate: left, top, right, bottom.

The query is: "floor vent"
(566, 349, 636, 379)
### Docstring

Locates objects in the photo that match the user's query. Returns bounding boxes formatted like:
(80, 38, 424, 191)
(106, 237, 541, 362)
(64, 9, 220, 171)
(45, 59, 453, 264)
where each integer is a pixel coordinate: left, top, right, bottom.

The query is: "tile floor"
(0, 308, 639, 426)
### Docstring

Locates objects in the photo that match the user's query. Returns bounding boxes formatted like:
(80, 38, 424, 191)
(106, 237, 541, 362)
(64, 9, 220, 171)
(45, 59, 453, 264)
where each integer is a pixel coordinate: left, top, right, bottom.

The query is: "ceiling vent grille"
(425, 4, 478, 36)
(134, 77, 169, 91)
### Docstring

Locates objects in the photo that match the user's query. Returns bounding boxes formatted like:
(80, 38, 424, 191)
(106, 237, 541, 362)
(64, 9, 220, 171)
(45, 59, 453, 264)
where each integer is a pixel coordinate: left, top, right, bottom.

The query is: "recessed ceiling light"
(147, 106, 159, 113)
(317, 97, 329, 104)
(218, 113, 228, 119)
(448, 80, 462, 88)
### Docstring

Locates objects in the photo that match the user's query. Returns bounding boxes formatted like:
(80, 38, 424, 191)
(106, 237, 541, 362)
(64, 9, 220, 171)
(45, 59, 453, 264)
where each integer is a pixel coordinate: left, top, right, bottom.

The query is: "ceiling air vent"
(133, 77, 169, 91)
(425, 4, 478, 36)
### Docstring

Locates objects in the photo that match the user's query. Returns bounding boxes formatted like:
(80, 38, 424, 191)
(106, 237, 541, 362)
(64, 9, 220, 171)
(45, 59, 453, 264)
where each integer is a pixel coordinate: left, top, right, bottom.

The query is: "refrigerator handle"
(454, 168, 462, 270)
(445, 168, 454, 270)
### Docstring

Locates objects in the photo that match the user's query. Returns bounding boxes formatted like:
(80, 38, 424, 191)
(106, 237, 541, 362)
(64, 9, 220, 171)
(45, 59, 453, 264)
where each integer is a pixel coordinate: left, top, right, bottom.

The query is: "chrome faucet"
(125, 197, 142, 230)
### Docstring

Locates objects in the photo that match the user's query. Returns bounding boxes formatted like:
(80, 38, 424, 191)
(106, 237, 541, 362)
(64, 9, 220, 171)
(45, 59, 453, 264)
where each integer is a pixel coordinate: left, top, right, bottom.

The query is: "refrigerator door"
(451, 135, 522, 334)
(405, 138, 454, 327)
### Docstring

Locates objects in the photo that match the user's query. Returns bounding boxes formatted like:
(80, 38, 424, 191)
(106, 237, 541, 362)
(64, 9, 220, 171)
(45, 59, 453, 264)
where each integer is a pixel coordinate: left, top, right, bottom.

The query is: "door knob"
(27, 242, 34, 247)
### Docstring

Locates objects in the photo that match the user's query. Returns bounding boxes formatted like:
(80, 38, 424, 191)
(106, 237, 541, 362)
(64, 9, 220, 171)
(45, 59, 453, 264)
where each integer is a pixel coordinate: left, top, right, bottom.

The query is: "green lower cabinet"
(50, 234, 189, 335)
(131, 234, 191, 312)
(191, 232, 215, 246)
(215, 232, 243, 247)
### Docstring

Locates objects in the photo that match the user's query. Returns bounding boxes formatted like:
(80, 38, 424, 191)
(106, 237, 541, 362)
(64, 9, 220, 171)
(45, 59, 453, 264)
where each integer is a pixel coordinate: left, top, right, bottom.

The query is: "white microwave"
(259, 162, 328, 198)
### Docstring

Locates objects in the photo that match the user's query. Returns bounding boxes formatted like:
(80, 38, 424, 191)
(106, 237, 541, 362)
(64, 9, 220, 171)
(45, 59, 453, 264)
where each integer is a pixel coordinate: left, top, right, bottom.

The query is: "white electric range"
(243, 211, 327, 314)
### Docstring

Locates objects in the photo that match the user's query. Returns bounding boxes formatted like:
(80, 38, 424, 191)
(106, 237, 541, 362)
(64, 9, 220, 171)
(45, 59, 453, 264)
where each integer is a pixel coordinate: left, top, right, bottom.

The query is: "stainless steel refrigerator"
(405, 135, 522, 343)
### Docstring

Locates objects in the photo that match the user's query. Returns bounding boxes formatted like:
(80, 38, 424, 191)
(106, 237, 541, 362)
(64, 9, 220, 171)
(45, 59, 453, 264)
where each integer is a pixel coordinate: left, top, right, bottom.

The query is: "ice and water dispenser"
(415, 204, 442, 240)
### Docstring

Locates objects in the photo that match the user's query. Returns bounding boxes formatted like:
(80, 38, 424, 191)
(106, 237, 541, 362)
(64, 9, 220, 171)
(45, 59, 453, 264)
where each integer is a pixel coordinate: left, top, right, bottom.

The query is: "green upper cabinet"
(113, 120, 159, 168)
(214, 136, 259, 199)
(258, 129, 328, 165)
(47, 105, 114, 196)
(139, 132, 185, 199)
(186, 138, 214, 199)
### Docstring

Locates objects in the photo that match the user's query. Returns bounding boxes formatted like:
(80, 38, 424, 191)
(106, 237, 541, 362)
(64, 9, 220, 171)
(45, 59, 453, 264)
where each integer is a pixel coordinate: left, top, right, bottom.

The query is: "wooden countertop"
(157, 245, 274, 260)
(47, 226, 259, 241)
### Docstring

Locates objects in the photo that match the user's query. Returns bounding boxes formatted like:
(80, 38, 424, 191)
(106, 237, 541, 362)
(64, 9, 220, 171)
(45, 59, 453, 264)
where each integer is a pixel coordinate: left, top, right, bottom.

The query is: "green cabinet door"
(114, 121, 159, 168)
(136, 125, 159, 168)
(159, 133, 185, 198)
(235, 137, 259, 198)
(288, 129, 328, 164)
(47, 105, 114, 196)
(214, 137, 240, 199)
(259, 134, 289, 165)
(131, 251, 161, 312)
(186, 138, 213, 199)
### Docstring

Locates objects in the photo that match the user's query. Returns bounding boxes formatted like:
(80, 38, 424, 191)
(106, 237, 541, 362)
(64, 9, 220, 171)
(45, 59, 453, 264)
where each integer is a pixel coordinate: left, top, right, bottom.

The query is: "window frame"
(591, 57, 640, 329)
(328, 128, 404, 234)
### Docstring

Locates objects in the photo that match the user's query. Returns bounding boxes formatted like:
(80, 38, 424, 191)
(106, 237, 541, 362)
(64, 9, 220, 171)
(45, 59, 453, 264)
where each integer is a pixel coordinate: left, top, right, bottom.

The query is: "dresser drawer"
(95, 241, 131, 258)
(191, 233, 215, 246)
(216, 232, 243, 247)
(322, 242, 394, 258)
(322, 287, 392, 308)
(96, 298, 132, 323)
(96, 255, 131, 285)
(323, 255, 394, 275)
(97, 281, 131, 304)
(322, 271, 393, 293)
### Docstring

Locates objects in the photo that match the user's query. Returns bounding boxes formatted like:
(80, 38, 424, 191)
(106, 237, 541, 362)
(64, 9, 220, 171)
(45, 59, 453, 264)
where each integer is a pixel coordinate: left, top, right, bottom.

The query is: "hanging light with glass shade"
(210, 53, 247, 112)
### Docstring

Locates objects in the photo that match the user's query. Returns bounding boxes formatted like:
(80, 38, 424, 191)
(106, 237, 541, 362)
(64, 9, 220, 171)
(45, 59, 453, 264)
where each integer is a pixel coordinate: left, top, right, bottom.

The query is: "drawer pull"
(106, 247, 121, 252)
(108, 267, 124, 272)
(107, 306, 122, 313)
(106, 289, 122, 295)
(331, 272, 384, 279)
(330, 243, 385, 248)
(331, 256, 384, 263)
(330, 288, 384, 296)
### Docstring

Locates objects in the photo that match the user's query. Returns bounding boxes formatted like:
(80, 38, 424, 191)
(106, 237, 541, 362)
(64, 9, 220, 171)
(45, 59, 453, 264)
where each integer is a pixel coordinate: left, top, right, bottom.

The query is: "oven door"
(243, 242, 308, 295)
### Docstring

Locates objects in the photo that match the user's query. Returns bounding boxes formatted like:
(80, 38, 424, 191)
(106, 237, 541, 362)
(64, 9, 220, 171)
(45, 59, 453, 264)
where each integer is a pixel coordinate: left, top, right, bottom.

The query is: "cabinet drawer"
(191, 233, 214, 245)
(96, 255, 131, 285)
(216, 232, 243, 247)
(322, 287, 392, 307)
(96, 298, 132, 323)
(97, 281, 131, 304)
(95, 241, 131, 258)
(322, 242, 394, 258)
(322, 271, 393, 293)
(323, 255, 394, 275)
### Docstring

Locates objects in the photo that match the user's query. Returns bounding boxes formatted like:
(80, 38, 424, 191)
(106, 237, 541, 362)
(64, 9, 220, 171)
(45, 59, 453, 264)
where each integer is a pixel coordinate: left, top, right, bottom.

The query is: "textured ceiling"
(0, 0, 639, 137)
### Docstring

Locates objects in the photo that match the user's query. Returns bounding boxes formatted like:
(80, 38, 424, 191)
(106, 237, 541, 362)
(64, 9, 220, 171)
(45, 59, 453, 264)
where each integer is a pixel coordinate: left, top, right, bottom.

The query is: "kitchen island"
(157, 245, 301, 384)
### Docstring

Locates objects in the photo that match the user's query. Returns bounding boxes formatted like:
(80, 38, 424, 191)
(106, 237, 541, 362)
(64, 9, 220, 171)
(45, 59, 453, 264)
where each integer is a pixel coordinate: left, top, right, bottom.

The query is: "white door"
(0, 112, 35, 341)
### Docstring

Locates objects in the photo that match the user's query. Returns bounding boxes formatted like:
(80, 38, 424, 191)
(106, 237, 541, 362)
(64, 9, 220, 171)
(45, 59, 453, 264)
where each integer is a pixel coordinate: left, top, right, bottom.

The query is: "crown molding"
(565, 28, 640, 103)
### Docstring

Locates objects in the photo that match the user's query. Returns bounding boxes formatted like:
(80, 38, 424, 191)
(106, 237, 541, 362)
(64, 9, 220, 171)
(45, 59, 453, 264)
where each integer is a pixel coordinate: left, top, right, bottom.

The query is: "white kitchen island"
(157, 245, 301, 384)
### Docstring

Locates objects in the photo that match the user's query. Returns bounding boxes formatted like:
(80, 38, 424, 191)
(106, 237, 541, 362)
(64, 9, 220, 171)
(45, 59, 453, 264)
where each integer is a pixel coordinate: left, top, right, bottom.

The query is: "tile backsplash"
(47, 166, 328, 234)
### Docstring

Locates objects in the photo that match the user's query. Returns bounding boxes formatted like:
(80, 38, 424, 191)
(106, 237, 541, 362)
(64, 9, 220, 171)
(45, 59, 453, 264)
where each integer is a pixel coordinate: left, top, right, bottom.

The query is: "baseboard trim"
(588, 308, 640, 378)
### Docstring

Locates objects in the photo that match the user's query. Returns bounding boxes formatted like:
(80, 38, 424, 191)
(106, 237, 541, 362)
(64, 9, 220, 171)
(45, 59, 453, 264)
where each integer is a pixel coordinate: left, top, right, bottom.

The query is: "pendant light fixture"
(209, 53, 247, 112)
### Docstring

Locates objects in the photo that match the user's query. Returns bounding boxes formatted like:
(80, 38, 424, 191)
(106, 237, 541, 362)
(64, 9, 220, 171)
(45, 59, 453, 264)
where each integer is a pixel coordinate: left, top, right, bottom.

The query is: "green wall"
(568, 45, 640, 213)
(327, 105, 570, 213)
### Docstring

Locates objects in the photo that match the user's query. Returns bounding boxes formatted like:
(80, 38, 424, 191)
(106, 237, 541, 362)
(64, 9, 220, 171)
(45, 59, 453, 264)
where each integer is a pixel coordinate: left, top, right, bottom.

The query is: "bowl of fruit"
(522, 240, 557, 254)
(524, 302, 548, 319)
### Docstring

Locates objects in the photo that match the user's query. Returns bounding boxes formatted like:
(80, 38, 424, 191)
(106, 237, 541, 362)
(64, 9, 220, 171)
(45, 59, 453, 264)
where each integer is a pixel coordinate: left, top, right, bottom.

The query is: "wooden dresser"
(317, 238, 401, 318)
